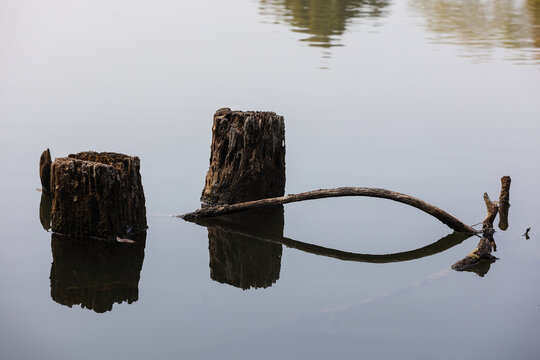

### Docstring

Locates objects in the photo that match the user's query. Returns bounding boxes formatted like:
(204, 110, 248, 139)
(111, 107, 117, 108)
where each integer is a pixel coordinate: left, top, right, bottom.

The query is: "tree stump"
(50, 232, 146, 313)
(200, 108, 286, 207)
(50, 151, 147, 239)
(207, 207, 283, 290)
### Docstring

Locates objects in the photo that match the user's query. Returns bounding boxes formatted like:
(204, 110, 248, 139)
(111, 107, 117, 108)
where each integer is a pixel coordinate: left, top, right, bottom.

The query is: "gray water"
(1, 0, 540, 359)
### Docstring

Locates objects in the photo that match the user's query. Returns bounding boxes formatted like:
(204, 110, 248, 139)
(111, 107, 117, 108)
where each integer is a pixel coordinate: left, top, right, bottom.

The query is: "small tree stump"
(50, 152, 147, 239)
(200, 108, 286, 206)
(39, 148, 52, 193)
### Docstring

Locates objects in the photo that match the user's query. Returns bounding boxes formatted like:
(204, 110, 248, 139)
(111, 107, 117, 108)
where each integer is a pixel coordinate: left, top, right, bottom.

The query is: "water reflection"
(258, 0, 390, 48)
(39, 192, 52, 231)
(197, 208, 474, 290)
(410, 0, 540, 64)
(50, 233, 146, 313)
(459, 258, 496, 277)
(206, 208, 283, 290)
(201, 216, 471, 263)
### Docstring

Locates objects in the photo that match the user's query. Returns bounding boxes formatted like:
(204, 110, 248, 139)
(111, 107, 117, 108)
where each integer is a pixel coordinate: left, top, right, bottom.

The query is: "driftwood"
(451, 177, 511, 274)
(180, 187, 476, 234)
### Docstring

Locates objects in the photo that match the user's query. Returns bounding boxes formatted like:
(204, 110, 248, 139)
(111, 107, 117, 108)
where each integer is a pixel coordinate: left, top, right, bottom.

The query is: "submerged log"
(200, 108, 286, 206)
(181, 187, 476, 234)
(39, 148, 52, 193)
(50, 151, 147, 239)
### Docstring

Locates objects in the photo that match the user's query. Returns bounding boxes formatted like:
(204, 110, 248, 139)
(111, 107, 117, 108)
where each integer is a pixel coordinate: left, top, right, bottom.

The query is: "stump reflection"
(207, 207, 284, 290)
(39, 192, 52, 231)
(50, 232, 146, 313)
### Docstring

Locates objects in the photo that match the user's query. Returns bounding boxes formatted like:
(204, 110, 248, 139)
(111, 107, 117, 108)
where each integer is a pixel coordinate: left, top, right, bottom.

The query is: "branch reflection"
(197, 208, 472, 289)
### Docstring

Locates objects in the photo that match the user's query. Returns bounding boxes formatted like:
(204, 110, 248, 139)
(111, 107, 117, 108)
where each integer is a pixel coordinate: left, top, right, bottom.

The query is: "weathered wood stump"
(207, 207, 283, 290)
(50, 232, 146, 313)
(39, 148, 52, 193)
(200, 108, 286, 207)
(50, 151, 147, 239)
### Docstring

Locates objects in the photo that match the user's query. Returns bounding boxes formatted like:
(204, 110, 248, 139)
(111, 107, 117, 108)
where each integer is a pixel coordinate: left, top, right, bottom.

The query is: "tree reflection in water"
(410, 0, 540, 63)
(50, 233, 146, 313)
(259, 0, 390, 48)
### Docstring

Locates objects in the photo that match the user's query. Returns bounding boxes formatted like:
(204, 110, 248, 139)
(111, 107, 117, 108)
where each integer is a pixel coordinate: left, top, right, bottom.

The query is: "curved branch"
(196, 217, 472, 263)
(178, 187, 475, 234)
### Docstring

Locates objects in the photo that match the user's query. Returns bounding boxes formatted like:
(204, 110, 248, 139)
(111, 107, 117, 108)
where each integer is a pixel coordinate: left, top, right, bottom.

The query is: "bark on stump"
(50, 152, 147, 239)
(200, 108, 286, 207)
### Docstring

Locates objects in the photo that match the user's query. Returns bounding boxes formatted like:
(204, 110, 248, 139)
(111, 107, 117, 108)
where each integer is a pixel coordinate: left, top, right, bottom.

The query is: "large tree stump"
(50, 232, 146, 313)
(50, 152, 147, 239)
(200, 108, 286, 206)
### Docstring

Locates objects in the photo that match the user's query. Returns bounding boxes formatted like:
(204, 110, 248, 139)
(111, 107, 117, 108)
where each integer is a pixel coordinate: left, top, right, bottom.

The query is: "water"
(1, 0, 540, 359)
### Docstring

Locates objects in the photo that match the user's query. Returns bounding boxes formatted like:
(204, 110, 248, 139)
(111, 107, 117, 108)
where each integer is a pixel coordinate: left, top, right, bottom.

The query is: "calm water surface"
(1, 1, 540, 359)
